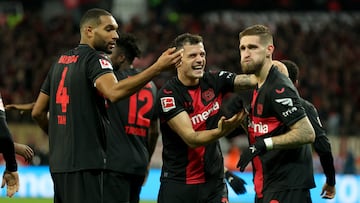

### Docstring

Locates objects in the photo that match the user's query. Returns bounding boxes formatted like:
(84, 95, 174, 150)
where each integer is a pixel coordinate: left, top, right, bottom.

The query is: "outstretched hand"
(5, 103, 34, 114)
(1, 170, 19, 197)
(217, 109, 247, 137)
(14, 143, 34, 163)
(225, 171, 247, 194)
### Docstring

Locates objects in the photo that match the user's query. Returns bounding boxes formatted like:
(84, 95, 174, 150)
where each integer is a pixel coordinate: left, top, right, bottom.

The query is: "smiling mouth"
(192, 65, 203, 70)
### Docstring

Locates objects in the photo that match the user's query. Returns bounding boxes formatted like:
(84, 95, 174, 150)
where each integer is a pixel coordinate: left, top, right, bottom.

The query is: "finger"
(1, 178, 5, 188)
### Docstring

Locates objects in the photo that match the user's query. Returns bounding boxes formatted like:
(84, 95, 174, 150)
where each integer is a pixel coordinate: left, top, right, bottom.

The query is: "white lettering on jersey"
(275, 98, 293, 106)
(282, 107, 298, 117)
(249, 120, 269, 134)
(191, 101, 219, 125)
(161, 97, 176, 112)
(218, 71, 233, 78)
(99, 59, 113, 70)
(0, 98, 4, 111)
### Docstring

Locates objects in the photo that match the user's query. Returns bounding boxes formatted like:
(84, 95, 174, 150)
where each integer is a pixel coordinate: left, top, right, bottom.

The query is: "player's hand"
(224, 171, 247, 194)
(5, 103, 34, 114)
(321, 183, 336, 199)
(218, 109, 247, 136)
(14, 143, 34, 163)
(237, 139, 266, 172)
(155, 47, 183, 71)
(1, 170, 19, 197)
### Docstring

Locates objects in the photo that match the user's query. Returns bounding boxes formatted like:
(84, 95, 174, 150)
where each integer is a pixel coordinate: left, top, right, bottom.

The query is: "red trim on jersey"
(186, 146, 206, 184)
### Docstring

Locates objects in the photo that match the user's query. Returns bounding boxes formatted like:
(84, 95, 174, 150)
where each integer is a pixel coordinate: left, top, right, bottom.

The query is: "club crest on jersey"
(202, 88, 215, 102)
(161, 97, 176, 112)
(257, 104, 263, 115)
(99, 59, 113, 70)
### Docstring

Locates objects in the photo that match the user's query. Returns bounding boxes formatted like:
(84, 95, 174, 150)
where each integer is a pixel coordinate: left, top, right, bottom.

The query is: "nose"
(113, 31, 119, 40)
(195, 54, 204, 64)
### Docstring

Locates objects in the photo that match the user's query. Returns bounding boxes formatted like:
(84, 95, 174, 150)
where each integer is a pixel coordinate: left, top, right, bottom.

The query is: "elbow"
(31, 109, 41, 121)
(309, 129, 316, 143)
(187, 141, 200, 149)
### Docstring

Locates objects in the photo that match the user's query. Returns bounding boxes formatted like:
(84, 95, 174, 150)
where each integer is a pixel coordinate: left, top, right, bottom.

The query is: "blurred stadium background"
(1, 0, 360, 202)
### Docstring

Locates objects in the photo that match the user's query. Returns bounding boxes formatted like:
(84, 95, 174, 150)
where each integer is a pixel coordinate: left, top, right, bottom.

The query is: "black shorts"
(255, 188, 312, 203)
(157, 179, 225, 203)
(103, 171, 145, 203)
(51, 170, 104, 203)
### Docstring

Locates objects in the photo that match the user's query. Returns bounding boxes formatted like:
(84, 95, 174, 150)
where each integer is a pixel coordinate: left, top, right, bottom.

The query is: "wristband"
(264, 138, 273, 150)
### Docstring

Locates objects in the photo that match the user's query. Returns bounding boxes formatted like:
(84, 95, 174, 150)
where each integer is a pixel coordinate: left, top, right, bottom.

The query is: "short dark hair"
(116, 33, 141, 63)
(239, 24, 273, 45)
(172, 33, 203, 50)
(79, 8, 112, 30)
(281, 59, 299, 84)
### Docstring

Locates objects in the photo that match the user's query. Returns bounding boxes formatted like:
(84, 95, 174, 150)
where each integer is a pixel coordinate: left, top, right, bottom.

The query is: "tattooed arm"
(233, 74, 257, 91)
(272, 116, 315, 149)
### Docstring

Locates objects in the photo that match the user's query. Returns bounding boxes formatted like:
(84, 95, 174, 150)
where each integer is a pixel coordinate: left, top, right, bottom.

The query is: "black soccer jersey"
(158, 71, 236, 184)
(41, 44, 113, 173)
(106, 68, 157, 175)
(248, 67, 315, 198)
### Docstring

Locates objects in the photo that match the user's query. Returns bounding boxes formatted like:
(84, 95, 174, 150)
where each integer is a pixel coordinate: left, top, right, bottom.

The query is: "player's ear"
(266, 44, 274, 58)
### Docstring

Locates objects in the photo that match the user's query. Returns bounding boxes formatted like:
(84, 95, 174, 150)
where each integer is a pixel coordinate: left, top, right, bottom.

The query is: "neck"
(257, 60, 273, 88)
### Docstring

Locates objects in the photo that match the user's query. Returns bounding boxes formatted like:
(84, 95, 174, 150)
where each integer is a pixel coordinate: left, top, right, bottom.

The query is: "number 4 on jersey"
(56, 67, 69, 113)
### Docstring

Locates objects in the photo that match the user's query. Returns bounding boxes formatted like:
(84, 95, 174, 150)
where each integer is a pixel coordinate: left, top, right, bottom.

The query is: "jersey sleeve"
(87, 52, 114, 84)
(269, 81, 306, 127)
(157, 84, 185, 122)
(0, 96, 17, 172)
(212, 70, 236, 92)
(302, 99, 335, 186)
(40, 66, 52, 95)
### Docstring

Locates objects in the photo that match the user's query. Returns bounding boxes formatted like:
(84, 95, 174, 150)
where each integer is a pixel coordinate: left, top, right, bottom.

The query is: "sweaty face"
(239, 35, 266, 75)
(177, 43, 206, 85)
(92, 15, 119, 54)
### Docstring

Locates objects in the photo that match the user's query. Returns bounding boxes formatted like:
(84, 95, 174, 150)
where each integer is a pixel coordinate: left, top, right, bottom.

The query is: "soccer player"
(31, 8, 182, 203)
(236, 24, 316, 203)
(281, 59, 336, 199)
(157, 33, 255, 203)
(105, 33, 159, 203)
(0, 93, 19, 197)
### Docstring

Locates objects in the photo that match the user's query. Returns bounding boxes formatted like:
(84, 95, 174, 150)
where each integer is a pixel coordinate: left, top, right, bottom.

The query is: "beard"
(241, 59, 264, 74)
(93, 37, 113, 54)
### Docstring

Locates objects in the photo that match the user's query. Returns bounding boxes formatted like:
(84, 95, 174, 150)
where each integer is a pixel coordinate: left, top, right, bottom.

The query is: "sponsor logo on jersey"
(275, 87, 285, 94)
(202, 88, 215, 102)
(191, 101, 219, 125)
(275, 98, 293, 107)
(99, 58, 113, 70)
(161, 97, 176, 112)
(249, 120, 269, 134)
(0, 98, 4, 111)
(275, 98, 298, 117)
(282, 106, 298, 117)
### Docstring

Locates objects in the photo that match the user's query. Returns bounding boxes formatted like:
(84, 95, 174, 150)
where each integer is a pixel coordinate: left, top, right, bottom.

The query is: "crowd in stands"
(0, 3, 359, 172)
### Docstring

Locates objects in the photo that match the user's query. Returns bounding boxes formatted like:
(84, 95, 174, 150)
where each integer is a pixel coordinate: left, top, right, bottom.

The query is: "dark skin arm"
(95, 48, 182, 102)
(31, 93, 49, 134)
